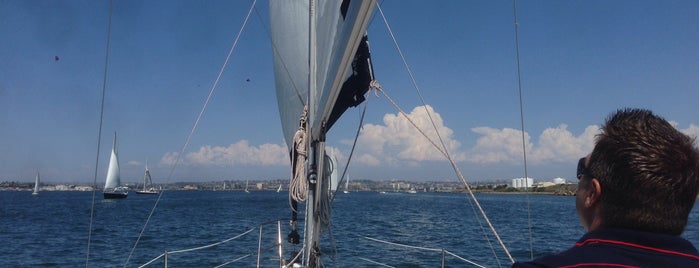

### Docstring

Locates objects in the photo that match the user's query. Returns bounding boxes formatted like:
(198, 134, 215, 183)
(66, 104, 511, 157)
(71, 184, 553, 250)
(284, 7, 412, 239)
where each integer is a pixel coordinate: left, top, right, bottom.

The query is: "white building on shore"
(553, 177, 566, 185)
(511, 177, 533, 189)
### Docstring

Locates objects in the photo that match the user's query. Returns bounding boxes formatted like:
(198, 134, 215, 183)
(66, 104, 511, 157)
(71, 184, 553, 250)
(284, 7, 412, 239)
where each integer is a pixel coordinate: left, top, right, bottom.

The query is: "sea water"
(1, 190, 698, 267)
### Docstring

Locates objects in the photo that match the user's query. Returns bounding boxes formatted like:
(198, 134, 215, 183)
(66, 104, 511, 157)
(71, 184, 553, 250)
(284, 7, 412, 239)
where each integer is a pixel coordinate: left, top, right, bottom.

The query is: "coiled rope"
(289, 106, 309, 205)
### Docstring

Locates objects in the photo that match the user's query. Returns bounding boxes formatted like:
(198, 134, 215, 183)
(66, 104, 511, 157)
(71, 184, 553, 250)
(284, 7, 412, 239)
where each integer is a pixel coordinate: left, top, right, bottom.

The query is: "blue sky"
(1, 1, 697, 184)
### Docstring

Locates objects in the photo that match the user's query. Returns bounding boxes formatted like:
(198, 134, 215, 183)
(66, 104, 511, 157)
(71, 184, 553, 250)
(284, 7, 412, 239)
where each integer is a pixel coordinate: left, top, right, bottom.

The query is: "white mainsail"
(343, 171, 350, 194)
(271, 0, 376, 149)
(104, 133, 121, 190)
(270, 0, 376, 266)
(32, 171, 40, 195)
(329, 150, 339, 194)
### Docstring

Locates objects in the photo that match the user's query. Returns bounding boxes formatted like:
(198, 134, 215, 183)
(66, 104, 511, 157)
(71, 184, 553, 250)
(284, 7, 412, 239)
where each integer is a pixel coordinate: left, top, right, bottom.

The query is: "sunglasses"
(577, 157, 594, 180)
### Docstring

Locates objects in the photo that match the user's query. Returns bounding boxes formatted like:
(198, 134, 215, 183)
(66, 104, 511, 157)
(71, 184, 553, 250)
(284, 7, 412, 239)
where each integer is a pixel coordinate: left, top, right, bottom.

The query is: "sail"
(329, 150, 339, 193)
(271, 0, 376, 149)
(271, 1, 376, 266)
(104, 133, 121, 189)
(143, 165, 152, 190)
(32, 171, 40, 195)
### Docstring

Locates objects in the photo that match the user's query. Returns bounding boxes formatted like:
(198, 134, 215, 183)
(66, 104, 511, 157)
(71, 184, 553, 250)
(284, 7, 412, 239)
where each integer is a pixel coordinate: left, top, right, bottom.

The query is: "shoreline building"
(511, 177, 533, 189)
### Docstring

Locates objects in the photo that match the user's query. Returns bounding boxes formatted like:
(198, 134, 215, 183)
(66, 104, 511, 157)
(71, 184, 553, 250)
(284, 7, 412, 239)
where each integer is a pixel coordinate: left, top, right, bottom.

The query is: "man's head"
(577, 108, 699, 235)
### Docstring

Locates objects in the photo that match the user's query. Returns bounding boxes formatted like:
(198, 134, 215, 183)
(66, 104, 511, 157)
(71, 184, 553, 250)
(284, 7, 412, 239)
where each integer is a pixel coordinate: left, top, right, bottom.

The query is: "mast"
(303, 0, 319, 265)
(269, 0, 377, 265)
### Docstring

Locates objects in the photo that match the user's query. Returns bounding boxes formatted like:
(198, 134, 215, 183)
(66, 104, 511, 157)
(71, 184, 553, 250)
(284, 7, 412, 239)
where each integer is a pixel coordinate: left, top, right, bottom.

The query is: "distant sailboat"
(329, 149, 340, 195)
(277, 183, 282, 193)
(32, 171, 40, 195)
(343, 172, 350, 194)
(103, 132, 127, 199)
(135, 161, 157, 195)
(245, 180, 250, 193)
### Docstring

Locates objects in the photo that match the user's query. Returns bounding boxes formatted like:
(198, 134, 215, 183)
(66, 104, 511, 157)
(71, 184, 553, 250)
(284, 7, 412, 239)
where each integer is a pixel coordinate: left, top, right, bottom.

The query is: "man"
(514, 108, 699, 267)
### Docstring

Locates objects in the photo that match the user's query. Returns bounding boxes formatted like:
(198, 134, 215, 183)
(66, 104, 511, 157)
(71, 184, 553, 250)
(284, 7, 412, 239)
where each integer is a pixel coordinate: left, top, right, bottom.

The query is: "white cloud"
(467, 127, 530, 164)
(159, 140, 289, 167)
(530, 124, 599, 163)
(354, 105, 465, 166)
(160, 107, 697, 174)
(126, 160, 142, 166)
(681, 124, 699, 141)
(466, 124, 599, 165)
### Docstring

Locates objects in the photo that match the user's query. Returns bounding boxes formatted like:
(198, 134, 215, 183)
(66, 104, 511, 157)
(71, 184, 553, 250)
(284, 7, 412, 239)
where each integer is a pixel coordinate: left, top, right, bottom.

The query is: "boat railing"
(362, 236, 486, 268)
(138, 219, 291, 268)
(136, 219, 485, 267)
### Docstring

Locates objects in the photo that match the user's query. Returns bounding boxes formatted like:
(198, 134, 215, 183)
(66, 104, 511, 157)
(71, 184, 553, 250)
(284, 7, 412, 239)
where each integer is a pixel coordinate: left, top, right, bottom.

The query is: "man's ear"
(585, 178, 602, 207)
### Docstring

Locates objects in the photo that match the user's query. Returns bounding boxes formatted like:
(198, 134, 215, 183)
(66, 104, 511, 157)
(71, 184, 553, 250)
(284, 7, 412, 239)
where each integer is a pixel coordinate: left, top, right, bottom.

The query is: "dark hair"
(588, 108, 699, 235)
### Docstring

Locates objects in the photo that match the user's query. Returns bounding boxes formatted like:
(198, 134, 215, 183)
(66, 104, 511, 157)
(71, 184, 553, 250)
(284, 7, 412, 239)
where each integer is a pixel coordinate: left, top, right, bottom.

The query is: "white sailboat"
(135, 161, 157, 195)
(329, 149, 340, 195)
(32, 170, 40, 195)
(244, 180, 250, 193)
(343, 172, 350, 194)
(277, 183, 282, 193)
(103, 132, 128, 199)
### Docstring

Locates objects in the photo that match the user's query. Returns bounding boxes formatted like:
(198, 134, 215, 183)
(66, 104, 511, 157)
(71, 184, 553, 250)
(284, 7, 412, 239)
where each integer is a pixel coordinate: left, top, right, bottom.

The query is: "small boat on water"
(134, 162, 157, 195)
(32, 171, 40, 195)
(103, 132, 127, 199)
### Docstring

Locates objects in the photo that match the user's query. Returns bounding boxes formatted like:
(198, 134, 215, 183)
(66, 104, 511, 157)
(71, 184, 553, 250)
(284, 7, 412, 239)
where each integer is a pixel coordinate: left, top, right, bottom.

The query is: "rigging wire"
(376, 3, 515, 264)
(122, 1, 258, 267)
(513, 0, 534, 260)
(85, 0, 112, 266)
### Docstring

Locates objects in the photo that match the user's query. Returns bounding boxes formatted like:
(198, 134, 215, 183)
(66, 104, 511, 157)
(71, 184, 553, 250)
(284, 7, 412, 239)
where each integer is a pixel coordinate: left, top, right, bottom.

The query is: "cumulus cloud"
(159, 140, 288, 167)
(530, 124, 599, 163)
(465, 124, 599, 165)
(354, 105, 465, 166)
(681, 124, 699, 141)
(156, 106, 695, 173)
(466, 127, 531, 164)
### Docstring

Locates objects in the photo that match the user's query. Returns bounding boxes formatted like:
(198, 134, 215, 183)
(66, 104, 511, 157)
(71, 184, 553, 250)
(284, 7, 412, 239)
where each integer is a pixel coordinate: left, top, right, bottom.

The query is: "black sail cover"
(326, 35, 374, 130)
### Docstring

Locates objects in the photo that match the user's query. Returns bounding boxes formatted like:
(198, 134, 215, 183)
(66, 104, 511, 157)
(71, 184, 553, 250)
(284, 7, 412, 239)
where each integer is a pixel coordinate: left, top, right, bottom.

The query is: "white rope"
(289, 106, 308, 204)
(213, 254, 252, 268)
(137, 253, 165, 268)
(286, 246, 305, 266)
(376, 3, 515, 264)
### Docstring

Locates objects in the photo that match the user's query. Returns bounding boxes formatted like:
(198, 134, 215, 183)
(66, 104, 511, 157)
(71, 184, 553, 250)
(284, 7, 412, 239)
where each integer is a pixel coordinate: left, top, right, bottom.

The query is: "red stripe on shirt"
(575, 238, 699, 261)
